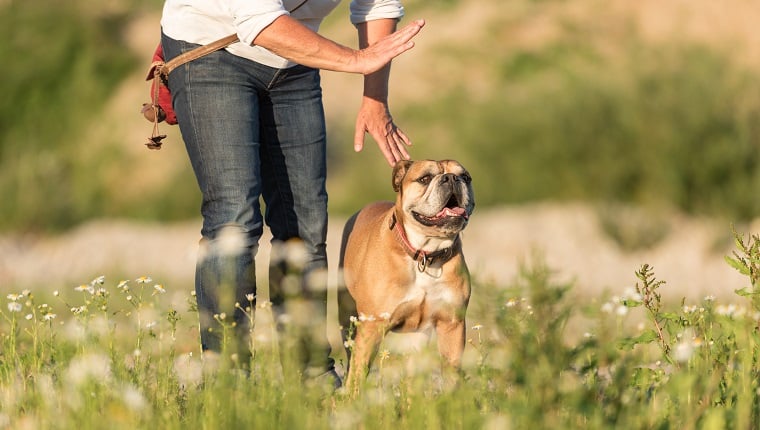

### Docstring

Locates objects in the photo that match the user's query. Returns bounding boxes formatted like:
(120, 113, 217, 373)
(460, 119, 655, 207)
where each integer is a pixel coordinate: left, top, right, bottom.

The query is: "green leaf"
(734, 287, 756, 297)
(617, 329, 659, 350)
(725, 256, 750, 276)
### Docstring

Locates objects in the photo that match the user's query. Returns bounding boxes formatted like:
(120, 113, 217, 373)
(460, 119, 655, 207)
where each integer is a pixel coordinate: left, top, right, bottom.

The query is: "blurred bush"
(1, 0, 759, 232)
(0, 1, 138, 231)
(333, 39, 760, 221)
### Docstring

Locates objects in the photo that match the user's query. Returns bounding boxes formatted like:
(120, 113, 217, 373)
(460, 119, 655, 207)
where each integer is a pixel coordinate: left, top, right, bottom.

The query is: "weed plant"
(1, 227, 759, 428)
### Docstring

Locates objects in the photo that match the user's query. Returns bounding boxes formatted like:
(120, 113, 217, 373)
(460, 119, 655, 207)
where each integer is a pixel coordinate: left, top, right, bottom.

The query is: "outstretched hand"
(354, 98, 411, 166)
(354, 19, 425, 75)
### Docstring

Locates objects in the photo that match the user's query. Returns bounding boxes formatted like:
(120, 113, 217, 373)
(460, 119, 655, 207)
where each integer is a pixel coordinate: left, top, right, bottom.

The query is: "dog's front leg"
(345, 321, 384, 394)
(436, 318, 466, 368)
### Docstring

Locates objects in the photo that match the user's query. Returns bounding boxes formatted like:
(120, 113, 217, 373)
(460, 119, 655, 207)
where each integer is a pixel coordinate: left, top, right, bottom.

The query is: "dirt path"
(1, 204, 753, 305)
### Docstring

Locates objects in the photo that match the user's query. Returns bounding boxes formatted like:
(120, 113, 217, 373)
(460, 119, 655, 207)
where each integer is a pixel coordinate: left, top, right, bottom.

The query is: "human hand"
(354, 98, 411, 166)
(354, 19, 425, 75)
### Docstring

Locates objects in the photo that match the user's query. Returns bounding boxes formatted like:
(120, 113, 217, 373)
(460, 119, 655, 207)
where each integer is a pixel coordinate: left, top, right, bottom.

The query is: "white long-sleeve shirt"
(161, 0, 404, 68)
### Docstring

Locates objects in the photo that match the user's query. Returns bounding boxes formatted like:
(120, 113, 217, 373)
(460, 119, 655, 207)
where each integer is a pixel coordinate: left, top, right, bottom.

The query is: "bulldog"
(338, 159, 475, 390)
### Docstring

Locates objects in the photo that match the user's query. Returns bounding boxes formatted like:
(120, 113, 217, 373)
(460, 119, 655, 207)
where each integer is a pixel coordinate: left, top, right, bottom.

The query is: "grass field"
(2, 0, 760, 427)
(1, 228, 758, 429)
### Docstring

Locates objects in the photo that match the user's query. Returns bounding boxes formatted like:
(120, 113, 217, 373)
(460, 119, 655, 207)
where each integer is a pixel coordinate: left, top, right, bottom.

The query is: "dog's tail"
(338, 211, 358, 270)
(338, 212, 359, 368)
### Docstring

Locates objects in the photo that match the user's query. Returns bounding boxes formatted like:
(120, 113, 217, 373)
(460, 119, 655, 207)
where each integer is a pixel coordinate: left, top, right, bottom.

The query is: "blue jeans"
(161, 34, 333, 373)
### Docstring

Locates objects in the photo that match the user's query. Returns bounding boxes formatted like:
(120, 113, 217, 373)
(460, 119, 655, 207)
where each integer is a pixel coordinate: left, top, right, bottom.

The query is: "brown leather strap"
(160, 33, 239, 80)
(159, 0, 309, 78)
(155, 0, 314, 81)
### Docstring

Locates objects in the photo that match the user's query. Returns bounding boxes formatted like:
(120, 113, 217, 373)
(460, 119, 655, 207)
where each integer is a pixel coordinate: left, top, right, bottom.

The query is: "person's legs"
(259, 65, 336, 380)
(162, 34, 276, 357)
(162, 35, 336, 383)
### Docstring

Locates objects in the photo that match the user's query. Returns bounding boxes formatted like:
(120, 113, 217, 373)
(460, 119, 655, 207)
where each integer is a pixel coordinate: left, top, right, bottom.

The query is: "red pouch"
(140, 43, 174, 149)
(140, 34, 238, 149)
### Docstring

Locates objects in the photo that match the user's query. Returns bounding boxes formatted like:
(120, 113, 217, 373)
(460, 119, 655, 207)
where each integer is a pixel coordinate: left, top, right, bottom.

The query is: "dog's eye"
(417, 175, 433, 185)
(460, 173, 472, 184)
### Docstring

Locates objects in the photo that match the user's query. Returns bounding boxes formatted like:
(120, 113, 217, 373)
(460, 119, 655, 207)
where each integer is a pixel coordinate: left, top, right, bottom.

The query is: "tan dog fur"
(338, 159, 475, 391)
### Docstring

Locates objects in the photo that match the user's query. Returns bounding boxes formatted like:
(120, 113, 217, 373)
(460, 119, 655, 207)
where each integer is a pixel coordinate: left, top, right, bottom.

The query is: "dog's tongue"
(436, 206, 467, 218)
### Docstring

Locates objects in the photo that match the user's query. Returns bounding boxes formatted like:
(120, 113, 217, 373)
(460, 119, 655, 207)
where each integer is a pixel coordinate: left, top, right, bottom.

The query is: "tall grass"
(1, 227, 759, 428)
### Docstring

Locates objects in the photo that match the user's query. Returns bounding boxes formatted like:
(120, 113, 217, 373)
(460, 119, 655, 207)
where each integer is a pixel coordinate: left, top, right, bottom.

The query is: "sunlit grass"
(0, 228, 759, 428)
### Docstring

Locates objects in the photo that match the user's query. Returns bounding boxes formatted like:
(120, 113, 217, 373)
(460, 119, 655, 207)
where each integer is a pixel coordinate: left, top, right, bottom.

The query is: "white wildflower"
(121, 385, 147, 412)
(621, 287, 642, 304)
(674, 340, 694, 363)
(70, 306, 86, 315)
(216, 226, 246, 256)
(7, 302, 22, 313)
(716, 304, 745, 318)
(601, 302, 614, 314)
(135, 276, 152, 284)
(65, 353, 112, 386)
(174, 353, 203, 387)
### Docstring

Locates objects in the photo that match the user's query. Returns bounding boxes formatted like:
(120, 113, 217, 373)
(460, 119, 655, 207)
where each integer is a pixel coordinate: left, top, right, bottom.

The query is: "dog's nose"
(441, 173, 457, 183)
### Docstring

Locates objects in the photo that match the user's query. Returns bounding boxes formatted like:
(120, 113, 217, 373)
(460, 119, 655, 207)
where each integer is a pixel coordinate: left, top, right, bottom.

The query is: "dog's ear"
(392, 160, 414, 192)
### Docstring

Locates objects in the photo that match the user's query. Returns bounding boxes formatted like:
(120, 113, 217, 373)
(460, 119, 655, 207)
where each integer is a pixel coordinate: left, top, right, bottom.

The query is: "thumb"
(354, 127, 365, 153)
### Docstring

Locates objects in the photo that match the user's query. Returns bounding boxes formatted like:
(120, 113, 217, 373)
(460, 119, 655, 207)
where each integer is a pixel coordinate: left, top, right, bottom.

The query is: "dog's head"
(392, 159, 475, 237)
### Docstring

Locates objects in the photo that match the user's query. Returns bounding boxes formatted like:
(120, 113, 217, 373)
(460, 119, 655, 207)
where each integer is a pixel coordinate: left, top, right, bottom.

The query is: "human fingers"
(394, 127, 412, 150)
(354, 124, 366, 154)
(389, 127, 411, 160)
(393, 19, 425, 44)
(354, 120, 397, 166)
(382, 19, 425, 55)
(371, 128, 410, 166)
(359, 19, 425, 74)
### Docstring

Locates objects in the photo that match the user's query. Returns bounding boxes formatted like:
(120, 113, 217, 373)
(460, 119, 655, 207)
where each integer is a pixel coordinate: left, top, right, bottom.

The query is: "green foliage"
(727, 225, 760, 309)
(385, 42, 760, 221)
(0, 1, 139, 231)
(3, 0, 760, 231)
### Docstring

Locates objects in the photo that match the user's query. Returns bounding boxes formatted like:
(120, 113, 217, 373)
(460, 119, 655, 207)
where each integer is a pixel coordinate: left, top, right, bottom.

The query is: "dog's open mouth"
(413, 195, 469, 226)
